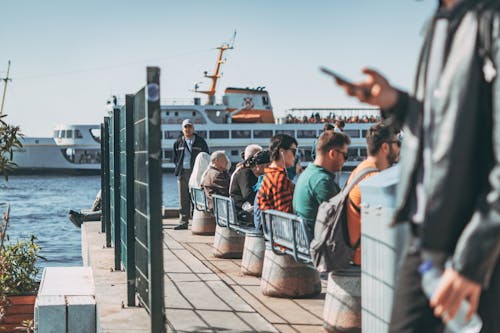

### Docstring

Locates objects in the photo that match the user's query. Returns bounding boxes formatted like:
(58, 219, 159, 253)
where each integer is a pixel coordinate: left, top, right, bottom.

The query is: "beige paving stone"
(164, 250, 191, 273)
(165, 282, 192, 310)
(166, 309, 211, 332)
(175, 249, 213, 273)
(238, 312, 280, 333)
(291, 324, 325, 333)
(176, 281, 230, 311)
(232, 285, 285, 324)
(197, 310, 252, 332)
(273, 324, 297, 333)
(186, 242, 219, 261)
(167, 273, 200, 282)
(243, 285, 323, 325)
(196, 273, 221, 281)
(206, 280, 254, 312)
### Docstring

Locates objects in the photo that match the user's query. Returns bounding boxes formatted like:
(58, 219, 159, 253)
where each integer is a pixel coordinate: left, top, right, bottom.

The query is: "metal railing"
(190, 187, 210, 212)
(261, 210, 312, 265)
(212, 194, 259, 235)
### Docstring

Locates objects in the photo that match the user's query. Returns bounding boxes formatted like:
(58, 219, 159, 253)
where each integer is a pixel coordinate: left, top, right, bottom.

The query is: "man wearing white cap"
(173, 119, 209, 230)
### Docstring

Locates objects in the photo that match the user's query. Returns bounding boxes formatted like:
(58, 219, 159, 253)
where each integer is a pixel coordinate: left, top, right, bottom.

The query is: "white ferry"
(11, 41, 379, 173)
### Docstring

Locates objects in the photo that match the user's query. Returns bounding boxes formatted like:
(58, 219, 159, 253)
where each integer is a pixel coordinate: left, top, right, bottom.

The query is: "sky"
(1, 0, 436, 137)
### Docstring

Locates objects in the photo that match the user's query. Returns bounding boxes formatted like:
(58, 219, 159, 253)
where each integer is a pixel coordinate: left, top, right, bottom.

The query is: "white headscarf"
(188, 152, 211, 188)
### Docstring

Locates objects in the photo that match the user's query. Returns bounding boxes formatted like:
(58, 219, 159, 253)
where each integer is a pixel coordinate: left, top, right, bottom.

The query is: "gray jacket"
(384, 1, 500, 287)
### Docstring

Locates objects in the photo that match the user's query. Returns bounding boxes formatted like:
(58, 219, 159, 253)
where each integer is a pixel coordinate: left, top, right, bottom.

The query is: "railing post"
(110, 108, 121, 271)
(103, 117, 111, 247)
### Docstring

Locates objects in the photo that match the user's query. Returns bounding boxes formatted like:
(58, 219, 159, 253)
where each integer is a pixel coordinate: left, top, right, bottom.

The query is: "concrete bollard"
(260, 248, 321, 298)
(241, 232, 265, 276)
(323, 267, 361, 333)
(191, 209, 216, 235)
(212, 224, 245, 258)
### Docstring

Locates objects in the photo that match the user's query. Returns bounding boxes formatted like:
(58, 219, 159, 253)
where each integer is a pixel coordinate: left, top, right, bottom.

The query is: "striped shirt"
(258, 166, 295, 213)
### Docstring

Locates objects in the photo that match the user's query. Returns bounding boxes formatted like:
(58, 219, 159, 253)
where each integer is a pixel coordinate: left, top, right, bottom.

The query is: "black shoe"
(174, 223, 188, 230)
(69, 210, 84, 228)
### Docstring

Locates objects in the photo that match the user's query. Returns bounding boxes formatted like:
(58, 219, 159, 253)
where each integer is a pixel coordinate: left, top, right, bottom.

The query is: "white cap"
(182, 119, 193, 127)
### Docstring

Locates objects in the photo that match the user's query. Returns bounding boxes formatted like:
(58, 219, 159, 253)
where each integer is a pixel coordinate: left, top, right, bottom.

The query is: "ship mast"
(0, 60, 12, 116)
(197, 32, 236, 105)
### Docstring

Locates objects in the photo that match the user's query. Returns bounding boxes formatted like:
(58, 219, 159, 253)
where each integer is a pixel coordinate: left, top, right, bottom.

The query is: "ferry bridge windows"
(253, 130, 273, 139)
(60, 131, 66, 138)
(66, 130, 72, 139)
(197, 130, 207, 139)
(75, 130, 83, 139)
(231, 130, 251, 139)
(275, 129, 295, 137)
(297, 130, 316, 138)
(165, 131, 181, 139)
(344, 129, 360, 138)
(209, 130, 229, 139)
(262, 96, 269, 105)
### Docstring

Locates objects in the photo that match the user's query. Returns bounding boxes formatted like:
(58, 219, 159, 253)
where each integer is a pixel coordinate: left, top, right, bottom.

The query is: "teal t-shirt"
(292, 163, 340, 240)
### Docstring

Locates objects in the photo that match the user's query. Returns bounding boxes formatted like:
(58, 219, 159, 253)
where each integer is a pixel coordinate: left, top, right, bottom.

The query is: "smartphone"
(319, 66, 370, 98)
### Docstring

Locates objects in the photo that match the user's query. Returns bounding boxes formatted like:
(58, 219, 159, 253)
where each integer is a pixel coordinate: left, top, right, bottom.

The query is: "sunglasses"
(334, 149, 349, 160)
(387, 140, 401, 148)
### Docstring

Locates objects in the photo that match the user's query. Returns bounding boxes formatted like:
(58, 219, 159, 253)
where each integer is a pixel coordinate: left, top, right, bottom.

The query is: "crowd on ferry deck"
(284, 112, 380, 124)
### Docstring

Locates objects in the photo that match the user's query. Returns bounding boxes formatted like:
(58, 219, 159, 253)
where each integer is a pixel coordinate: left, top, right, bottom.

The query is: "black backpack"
(310, 167, 377, 272)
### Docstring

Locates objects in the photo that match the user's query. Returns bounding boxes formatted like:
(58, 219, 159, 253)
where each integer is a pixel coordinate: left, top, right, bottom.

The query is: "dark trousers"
(390, 238, 500, 333)
(177, 169, 192, 223)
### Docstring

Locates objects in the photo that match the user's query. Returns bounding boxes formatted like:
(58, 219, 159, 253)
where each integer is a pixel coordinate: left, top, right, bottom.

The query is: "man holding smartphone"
(335, 0, 500, 332)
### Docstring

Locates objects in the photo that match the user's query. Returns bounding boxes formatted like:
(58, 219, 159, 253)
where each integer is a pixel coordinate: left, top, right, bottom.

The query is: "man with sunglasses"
(293, 131, 351, 242)
(346, 122, 400, 266)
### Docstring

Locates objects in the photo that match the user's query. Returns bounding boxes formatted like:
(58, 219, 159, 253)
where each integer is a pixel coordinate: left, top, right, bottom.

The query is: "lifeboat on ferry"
(224, 87, 275, 124)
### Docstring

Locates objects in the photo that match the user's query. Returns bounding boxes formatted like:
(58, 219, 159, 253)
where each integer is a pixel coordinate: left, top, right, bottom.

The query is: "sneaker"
(173, 222, 188, 230)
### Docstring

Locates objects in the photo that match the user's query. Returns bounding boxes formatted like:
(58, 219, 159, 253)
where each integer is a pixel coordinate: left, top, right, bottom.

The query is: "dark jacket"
(201, 166, 230, 210)
(173, 133, 209, 176)
(384, 1, 500, 287)
(230, 167, 258, 210)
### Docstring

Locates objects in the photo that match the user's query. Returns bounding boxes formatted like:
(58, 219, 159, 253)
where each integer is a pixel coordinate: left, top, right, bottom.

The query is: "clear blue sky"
(1, 0, 436, 136)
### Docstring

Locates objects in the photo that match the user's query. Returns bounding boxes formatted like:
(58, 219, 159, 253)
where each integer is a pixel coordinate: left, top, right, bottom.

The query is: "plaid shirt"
(258, 166, 295, 213)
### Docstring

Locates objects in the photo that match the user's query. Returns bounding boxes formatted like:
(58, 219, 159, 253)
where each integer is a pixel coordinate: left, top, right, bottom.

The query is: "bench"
(189, 186, 216, 235)
(260, 210, 321, 298)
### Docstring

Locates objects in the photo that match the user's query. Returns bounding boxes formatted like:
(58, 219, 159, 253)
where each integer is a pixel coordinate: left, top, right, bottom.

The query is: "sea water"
(0, 174, 178, 269)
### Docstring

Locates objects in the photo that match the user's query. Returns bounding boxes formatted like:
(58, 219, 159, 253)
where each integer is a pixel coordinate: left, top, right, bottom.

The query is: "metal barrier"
(119, 95, 135, 306)
(109, 108, 121, 270)
(358, 165, 407, 333)
(132, 67, 165, 332)
(101, 117, 111, 246)
(261, 210, 312, 265)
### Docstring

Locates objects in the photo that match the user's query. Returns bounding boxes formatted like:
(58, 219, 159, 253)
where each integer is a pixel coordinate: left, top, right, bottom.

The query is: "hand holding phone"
(320, 66, 371, 98)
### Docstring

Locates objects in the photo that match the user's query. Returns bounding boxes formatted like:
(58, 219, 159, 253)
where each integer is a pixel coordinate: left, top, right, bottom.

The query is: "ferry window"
(344, 129, 360, 138)
(304, 150, 312, 162)
(360, 148, 368, 159)
(231, 150, 239, 156)
(165, 131, 180, 139)
(347, 148, 358, 162)
(66, 130, 73, 139)
(297, 130, 316, 138)
(275, 129, 295, 137)
(361, 130, 369, 138)
(192, 111, 196, 116)
(61, 131, 66, 138)
(231, 130, 251, 139)
(75, 130, 83, 139)
(197, 130, 207, 139)
(262, 96, 269, 105)
(209, 130, 229, 139)
(166, 112, 170, 116)
(174, 112, 179, 116)
(164, 150, 173, 161)
(253, 130, 273, 138)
